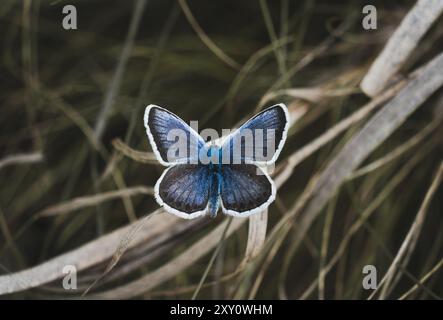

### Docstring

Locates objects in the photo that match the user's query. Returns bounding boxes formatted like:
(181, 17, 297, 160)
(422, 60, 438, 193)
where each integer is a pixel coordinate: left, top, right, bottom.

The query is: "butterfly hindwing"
(144, 105, 205, 165)
(155, 164, 214, 219)
(222, 103, 289, 165)
(219, 164, 275, 217)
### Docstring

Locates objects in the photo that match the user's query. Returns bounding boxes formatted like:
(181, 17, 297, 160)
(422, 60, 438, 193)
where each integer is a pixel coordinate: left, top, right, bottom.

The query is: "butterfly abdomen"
(207, 169, 220, 218)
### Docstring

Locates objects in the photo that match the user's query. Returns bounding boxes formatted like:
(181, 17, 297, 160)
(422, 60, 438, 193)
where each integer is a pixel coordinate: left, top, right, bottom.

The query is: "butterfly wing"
(219, 164, 275, 217)
(144, 105, 205, 165)
(221, 103, 289, 165)
(154, 164, 215, 219)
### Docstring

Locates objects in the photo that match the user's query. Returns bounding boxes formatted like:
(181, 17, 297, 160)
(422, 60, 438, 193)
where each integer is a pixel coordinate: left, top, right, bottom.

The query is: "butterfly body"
(208, 167, 221, 218)
(144, 103, 289, 219)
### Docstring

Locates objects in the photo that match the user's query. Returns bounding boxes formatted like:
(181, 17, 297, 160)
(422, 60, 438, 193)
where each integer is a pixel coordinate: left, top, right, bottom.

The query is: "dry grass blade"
(298, 141, 437, 299)
(348, 110, 443, 180)
(225, 36, 294, 106)
(0, 211, 201, 295)
(191, 217, 233, 300)
(45, 92, 106, 155)
(37, 186, 154, 217)
(178, 0, 241, 70)
(112, 138, 158, 164)
(361, 0, 443, 96)
(318, 196, 336, 299)
(82, 211, 161, 296)
(399, 258, 443, 300)
(0, 207, 25, 268)
(93, 0, 148, 140)
(242, 210, 268, 266)
(257, 14, 356, 110)
(274, 78, 407, 189)
(90, 218, 245, 299)
(374, 162, 443, 300)
(261, 87, 358, 106)
(286, 101, 309, 129)
(0, 152, 43, 170)
(281, 51, 443, 275)
(44, 91, 138, 222)
(259, 0, 286, 76)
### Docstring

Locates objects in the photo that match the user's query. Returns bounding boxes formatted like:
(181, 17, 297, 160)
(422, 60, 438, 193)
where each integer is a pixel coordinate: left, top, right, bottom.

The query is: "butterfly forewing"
(144, 105, 205, 165)
(222, 104, 289, 165)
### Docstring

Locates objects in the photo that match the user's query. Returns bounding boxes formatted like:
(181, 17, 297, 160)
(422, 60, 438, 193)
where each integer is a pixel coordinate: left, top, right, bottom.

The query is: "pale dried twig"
(361, 0, 443, 96)
(37, 186, 154, 217)
(191, 217, 233, 300)
(298, 142, 437, 299)
(375, 162, 443, 299)
(399, 258, 443, 300)
(82, 210, 161, 296)
(289, 51, 443, 279)
(242, 210, 268, 266)
(0, 211, 202, 295)
(0, 152, 43, 170)
(90, 218, 245, 299)
(348, 111, 443, 180)
(112, 138, 157, 164)
(274, 78, 408, 189)
(261, 87, 358, 106)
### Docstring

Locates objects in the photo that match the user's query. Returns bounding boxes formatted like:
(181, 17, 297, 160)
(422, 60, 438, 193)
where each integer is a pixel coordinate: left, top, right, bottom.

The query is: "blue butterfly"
(144, 103, 289, 219)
